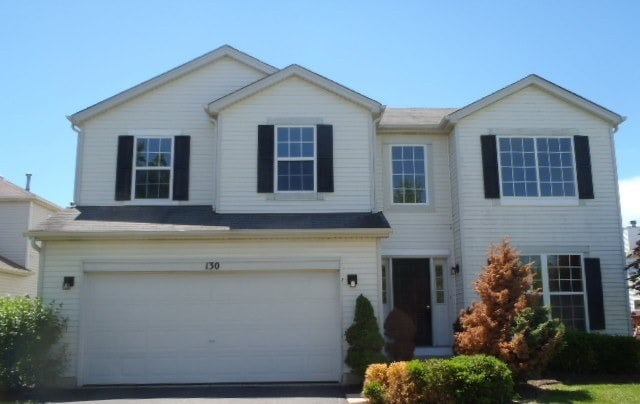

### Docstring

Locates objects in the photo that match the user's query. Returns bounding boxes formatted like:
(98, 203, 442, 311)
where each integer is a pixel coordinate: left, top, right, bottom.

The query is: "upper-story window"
(257, 124, 333, 195)
(276, 127, 315, 192)
(498, 137, 576, 198)
(480, 135, 593, 201)
(135, 138, 173, 199)
(114, 134, 190, 202)
(391, 145, 427, 204)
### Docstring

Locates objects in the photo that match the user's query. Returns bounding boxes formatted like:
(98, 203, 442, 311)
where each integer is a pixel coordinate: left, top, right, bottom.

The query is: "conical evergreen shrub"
(345, 294, 386, 377)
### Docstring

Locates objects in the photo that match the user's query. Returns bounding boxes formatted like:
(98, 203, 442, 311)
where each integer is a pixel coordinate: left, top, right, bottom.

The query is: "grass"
(519, 376, 640, 403)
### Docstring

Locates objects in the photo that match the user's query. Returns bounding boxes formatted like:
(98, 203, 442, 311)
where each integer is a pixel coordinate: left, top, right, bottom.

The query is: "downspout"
(610, 122, 632, 335)
(206, 107, 219, 211)
(371, 110, 384, 213)
(69, 120, 83, 205)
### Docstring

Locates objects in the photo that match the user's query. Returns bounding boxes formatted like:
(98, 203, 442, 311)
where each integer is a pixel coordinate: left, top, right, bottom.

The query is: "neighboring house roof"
(68, 45, 279, 125)
(0, 177, 61, 211)
(29, 206, 392, 240)
(207, 64, 384, 117)
(0, 254, 29, 275)
(379, 108, 458, 130)
(445, 74, 626, 127)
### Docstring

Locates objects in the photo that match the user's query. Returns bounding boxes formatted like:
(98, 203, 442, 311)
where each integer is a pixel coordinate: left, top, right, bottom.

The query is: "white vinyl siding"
(76, 57, 268, 206)
(453, 85, 628, 334)
(379, 134, 453, 254)
(39, 237, 380, 384)
(217, 77, 373, 213)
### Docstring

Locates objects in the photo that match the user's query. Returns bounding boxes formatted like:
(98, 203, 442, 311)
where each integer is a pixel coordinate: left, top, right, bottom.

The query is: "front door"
(392, 258, 432, 346)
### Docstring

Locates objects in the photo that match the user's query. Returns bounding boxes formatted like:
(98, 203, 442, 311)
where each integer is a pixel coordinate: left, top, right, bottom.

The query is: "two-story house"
(29, 46, 628, 386)
(0, 176, 60, 296)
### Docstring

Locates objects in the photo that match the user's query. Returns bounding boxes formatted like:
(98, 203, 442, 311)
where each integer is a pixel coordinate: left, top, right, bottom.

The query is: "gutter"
(27, 227, 393, 242)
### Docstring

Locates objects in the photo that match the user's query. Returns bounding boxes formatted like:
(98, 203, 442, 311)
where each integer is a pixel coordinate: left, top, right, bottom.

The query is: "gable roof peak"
(69, 45, 278, 125)
(446, 74, 625, 127)
(207, 63, 384, 117)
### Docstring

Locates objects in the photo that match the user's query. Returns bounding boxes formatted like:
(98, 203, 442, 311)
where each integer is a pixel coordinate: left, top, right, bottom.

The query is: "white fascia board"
(445, 74, 625, 127)
(207, 64, 384, 117)
(0, 267, 31, 276)
(27, 227, 392, 241)
(68, 45, 278, 125)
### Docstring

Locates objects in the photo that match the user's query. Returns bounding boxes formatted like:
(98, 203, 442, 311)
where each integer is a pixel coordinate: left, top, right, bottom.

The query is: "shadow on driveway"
(4, 384, 350, 403)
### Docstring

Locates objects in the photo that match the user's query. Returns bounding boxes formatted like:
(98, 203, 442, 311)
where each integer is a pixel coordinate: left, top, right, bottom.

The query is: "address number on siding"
(205, 261, 221, 270)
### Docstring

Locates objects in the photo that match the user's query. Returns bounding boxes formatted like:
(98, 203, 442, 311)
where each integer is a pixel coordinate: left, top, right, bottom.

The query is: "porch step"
(413, 346, 454, 359)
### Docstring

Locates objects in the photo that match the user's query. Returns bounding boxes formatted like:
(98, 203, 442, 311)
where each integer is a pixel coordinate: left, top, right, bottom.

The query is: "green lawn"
(522, 378, 640, 403)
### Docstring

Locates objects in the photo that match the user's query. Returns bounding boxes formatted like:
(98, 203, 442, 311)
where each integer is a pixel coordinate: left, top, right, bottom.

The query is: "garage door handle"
(209, 339, 216, 343)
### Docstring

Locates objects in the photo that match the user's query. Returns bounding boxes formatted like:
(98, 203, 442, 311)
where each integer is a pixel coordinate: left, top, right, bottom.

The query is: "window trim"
(389, 144, 429, 206)
(497, 135, 579, 203)
(523, 253, 589, 331)
(273, 125, 317, 193)
(131, 135, 175, 202)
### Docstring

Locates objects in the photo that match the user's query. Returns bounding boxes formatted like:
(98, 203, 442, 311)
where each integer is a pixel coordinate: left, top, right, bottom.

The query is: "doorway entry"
(392, 258, 432, 346)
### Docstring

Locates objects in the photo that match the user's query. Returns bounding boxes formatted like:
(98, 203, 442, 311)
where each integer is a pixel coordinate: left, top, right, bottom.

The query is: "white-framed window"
(521, 254, 587, 331)
(498, 137, 576, 198)
(275, 126, 316, 192)
(134, 137, 173, 199)
(391, 145, 428, 204)
(434, 259, 445, 304)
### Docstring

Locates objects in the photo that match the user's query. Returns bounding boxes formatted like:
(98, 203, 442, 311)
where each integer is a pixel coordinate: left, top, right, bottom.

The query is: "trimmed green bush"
(549, 330, 640, 374)
(345, 294, 386, 378)
(363, 354, 514, 404)
(0, 296, 68, 391)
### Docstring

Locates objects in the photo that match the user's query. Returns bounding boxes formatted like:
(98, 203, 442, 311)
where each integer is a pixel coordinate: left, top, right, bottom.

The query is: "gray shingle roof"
(31, 206, 391, 233)
(379, 108, 458, 127)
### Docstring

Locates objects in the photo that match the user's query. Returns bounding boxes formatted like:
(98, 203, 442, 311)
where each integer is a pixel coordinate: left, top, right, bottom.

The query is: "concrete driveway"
(5, 384, 354, 403)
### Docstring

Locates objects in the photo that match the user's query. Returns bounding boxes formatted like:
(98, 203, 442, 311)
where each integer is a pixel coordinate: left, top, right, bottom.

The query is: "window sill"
(123, 199, 182, 206)
(266, 193, 325, 201)
(499, 197, 580, 207)
(387, 203, 434, 213)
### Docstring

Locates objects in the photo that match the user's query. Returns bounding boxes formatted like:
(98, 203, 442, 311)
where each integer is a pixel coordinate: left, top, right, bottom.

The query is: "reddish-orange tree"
(454, 239, 564, 379)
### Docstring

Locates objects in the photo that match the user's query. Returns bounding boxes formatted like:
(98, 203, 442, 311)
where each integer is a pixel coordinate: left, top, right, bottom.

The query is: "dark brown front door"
(392, 258, 432, 346)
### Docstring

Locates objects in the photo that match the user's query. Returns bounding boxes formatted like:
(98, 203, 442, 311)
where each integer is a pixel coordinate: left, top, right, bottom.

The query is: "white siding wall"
(454, 86, 629, 334)
(40, 237, 381, 382)
(449, 129, 465, 312)
(77, 57, 267, 206)
(0, 202, 29, 266)
(0, 202, 34, 295)
(217, 77, 373, 213)
(377, 133, 453, 254)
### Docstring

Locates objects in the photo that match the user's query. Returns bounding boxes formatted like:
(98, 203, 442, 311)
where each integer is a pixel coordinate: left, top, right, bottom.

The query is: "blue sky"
(1, 0, 638, 223)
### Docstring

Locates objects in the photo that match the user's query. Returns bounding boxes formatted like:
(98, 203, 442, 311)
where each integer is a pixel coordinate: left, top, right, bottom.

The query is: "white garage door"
(81, 270, 341, 385)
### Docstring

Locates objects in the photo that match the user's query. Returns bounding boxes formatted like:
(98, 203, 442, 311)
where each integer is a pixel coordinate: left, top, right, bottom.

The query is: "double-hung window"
(391, 145, 428, 204)
(498, 137, 576, 198)
(521, 254, 587, 331)
(134, 137, 173, 199)
(276, 126, 315, 192)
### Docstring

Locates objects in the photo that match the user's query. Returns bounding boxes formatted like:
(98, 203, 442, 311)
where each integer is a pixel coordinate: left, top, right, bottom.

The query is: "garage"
(80, 270, 342, 385)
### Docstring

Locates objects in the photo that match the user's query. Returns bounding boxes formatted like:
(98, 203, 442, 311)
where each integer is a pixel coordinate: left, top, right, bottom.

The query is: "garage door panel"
(82, 271, 341, 384)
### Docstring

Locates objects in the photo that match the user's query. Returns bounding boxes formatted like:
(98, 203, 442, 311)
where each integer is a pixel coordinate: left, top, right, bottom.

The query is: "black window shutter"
(316, 124, 334, 193)
(584, 257, 606, 330)
(172, 136, 190, 201)
(574, 135, 594, 199)
(480, 135, 500, 198)
(115, 135, 134, 201)
(257, 125, 274, 193)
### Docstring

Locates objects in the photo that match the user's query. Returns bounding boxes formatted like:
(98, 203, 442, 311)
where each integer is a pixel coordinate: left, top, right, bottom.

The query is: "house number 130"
(205, 261, 220, 270)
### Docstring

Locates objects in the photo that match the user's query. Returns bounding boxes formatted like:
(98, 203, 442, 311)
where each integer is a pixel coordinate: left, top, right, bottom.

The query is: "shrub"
(363, 355, 514, 404)
(0, 296, 68, 391)
(344, 294, 386, 378)
(454, 239, 564, 379)
(549, 330, 640, 374)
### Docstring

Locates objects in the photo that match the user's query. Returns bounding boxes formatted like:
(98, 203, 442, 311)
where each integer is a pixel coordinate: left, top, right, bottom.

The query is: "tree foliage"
(454, 239, 564, 379)
(345, 294, 387, 378)
(627, 239, 640, 292)
(0, 297, 68, 391)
